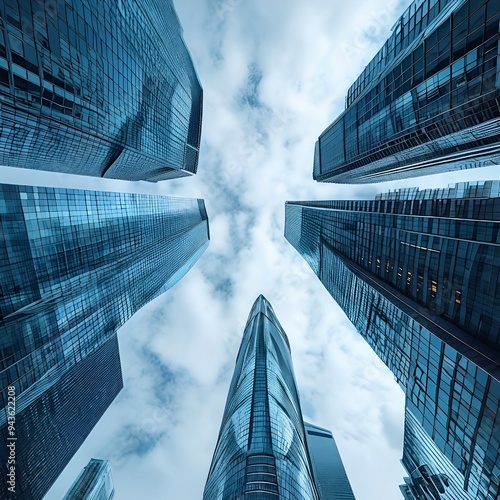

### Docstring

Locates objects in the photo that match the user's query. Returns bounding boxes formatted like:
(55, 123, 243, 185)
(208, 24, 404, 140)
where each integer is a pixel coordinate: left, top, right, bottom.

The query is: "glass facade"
(304, 422, 356, 500)
(63, 458, 115, 500)
(0, 0, 202, 181)
(0, 335, 122, 500)
(314, 0, 500, 183)
(204, 296, 351, 499)
(0, 183, 209, 498)
(401, 408, 471, 499)
(284, 182, 500, 499)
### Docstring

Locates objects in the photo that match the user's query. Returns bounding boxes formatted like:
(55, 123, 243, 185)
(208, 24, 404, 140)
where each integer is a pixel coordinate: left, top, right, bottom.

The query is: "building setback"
(285, 182, 500, 499)
(314, 0, 500, 183)
(203, 295, 355, 500)
(63, 458, 115, 500)
(0, 0, 202, 181)
(0, 183, 209, 499)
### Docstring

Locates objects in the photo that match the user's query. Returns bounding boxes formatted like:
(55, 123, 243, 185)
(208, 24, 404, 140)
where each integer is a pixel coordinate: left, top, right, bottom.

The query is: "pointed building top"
(247, 294, 274, 319)
(252, 294, 270, 310)
(247, 294, 278, 324)
(245, 295, 290, 352)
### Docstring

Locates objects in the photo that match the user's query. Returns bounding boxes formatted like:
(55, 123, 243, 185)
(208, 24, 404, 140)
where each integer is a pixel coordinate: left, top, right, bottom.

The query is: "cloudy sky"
(5, 0, 500, 498)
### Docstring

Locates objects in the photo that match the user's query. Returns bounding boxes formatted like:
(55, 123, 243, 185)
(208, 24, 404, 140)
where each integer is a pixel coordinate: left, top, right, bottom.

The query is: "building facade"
(203, 295, 355, 500)
(0, 335, 122, 500)
(0, 183, 209, 498)
(63, 459, 115, 500)
(400, 408, 470, 499)
(314, 0, 500, 183)
(0, 0, 202, 181)
(285, 182, 500, 499)
(304, 422, 356, 500)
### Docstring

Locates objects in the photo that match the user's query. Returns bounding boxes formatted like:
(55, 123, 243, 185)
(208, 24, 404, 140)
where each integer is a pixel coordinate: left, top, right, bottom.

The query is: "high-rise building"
(0, 183, 209, 498)
(285, 182, 500, 499)
(203, 295, 355, 500)
(0, 0, 202, 181)
(63, 458, 115, 500)
(400, 409, 468, 499)
(313, 0, 500, 183)
(304, 422, 356, 500)
(0, 335, 122, 500)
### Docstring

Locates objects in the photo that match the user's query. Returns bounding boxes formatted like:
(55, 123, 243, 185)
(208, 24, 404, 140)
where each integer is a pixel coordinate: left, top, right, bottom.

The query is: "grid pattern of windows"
(0, 183, 209, 499)
(0, 0, 202, 181)
(284, 182, 500, 499)
(63, 459, 115, 500)
(0, 184, 209, 415)
(401, 403, 472, 499)
(203, 296, 321, 500)
(286, 181, 500, 377)
(0, 335, 122, 500)
(304, 423, 356, 500)
(315, 0, 500, 183)
(346, 0, 463, 106)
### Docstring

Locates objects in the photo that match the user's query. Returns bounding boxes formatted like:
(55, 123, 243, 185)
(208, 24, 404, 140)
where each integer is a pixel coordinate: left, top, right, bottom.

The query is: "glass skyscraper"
(63, 458, 115, 500)
(313, 0, 500, 183)
(0, 183, 209, 498)
(0, 335, 122, 500)
(304, 422, 356, 500)
(0, 0, 202, 181)
(285, 182, 500, 499)
(203, 295, 355, 500)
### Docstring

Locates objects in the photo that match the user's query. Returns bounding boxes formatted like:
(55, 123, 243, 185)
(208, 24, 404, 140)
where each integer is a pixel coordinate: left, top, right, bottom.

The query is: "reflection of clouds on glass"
(230, 402, 252, 451)
(170, 83, 190, 150)
(0, 0, 201, 181)
(269, 398, 294, 454)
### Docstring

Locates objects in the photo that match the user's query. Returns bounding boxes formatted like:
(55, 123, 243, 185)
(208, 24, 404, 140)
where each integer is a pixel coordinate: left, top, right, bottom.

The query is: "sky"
(4, 0, 500, 498)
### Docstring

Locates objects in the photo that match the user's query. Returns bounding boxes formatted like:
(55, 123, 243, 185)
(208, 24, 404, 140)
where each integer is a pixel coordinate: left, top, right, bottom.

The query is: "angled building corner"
(0, 0, 203, 181)
(314, 0, 500, 184)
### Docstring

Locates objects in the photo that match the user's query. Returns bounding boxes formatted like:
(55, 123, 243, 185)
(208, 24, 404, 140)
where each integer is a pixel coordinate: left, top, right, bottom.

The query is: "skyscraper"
(63, 458, 115, 500)
(0, 183, 209, 498)
(203, 295, 355, 500)
(304, 422, 356, 500)
(0, 0, 202, 181)
(313, 0, 500, 183)
(0, 335, 122, 500)
(285, 182, 500, 499)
